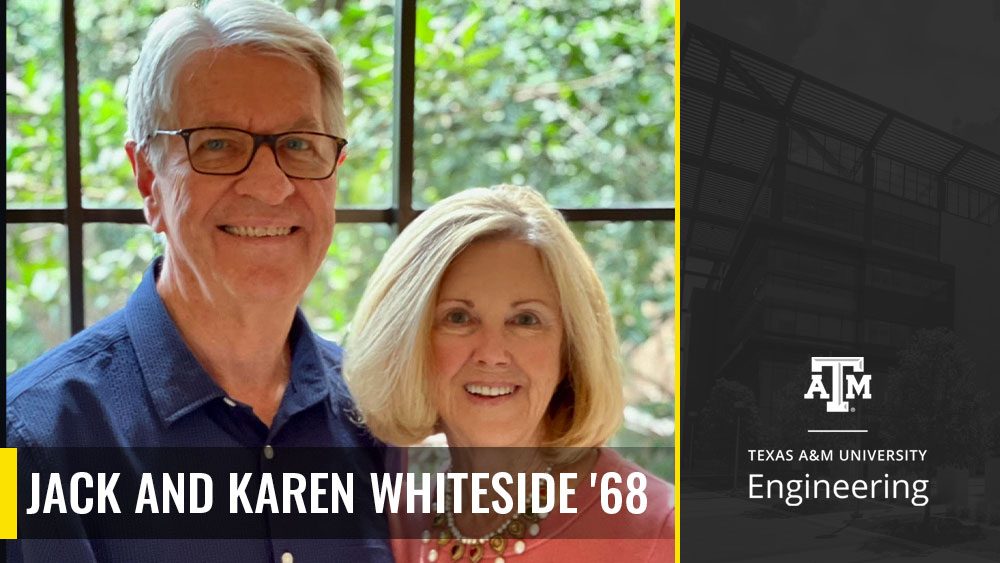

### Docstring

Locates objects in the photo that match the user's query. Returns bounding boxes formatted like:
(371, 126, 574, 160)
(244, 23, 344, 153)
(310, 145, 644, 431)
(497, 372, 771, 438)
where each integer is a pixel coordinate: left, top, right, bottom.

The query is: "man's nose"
(474, 325, 511, 367)
(233, 144, 295, 205)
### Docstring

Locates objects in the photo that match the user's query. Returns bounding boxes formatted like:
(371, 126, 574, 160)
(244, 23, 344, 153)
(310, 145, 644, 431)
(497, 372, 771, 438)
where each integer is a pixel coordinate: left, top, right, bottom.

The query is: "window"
(764, 306, 855, 343)
(763, 275, 856, 313)
(6, 0, 675, 446)
(871, 193, 940, 256)
(787, 128, 863, 183)
(865, 264, 949, 300)
(863, 319, 913, 348)
(946, 180, 999, 225)
(770, 247, 856, 286)
(784, 182, 864, 237)
(874, 154, 938, 207)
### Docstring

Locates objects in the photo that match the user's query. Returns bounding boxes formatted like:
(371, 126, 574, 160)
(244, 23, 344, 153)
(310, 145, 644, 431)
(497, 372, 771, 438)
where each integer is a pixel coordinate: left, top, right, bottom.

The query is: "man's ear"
(125, 141, 164, 233)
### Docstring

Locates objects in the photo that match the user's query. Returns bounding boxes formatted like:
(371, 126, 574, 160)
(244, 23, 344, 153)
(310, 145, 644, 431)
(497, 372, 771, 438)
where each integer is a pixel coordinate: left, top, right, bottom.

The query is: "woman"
(344, 185, 673, 562)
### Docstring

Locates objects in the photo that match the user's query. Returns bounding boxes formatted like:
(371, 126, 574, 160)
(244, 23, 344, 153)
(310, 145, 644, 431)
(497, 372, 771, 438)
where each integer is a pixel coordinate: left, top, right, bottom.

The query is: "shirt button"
(264, 445, 275, 460)
(223, 397, 237, 407)
(280, 552, 293, 563)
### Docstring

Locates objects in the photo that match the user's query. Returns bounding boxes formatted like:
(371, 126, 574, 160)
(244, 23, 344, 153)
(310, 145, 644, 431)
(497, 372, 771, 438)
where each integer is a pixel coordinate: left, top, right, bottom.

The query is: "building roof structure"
(679, 24, 1000, 311)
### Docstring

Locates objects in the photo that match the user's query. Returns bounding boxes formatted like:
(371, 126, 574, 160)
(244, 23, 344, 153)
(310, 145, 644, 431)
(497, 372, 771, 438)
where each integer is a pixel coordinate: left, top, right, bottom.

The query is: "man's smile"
(220, 225, 299, 237)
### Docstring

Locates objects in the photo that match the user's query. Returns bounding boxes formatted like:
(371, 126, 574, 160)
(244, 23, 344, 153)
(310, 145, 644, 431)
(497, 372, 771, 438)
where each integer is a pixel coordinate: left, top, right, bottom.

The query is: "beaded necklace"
(422, 466, 553, 563)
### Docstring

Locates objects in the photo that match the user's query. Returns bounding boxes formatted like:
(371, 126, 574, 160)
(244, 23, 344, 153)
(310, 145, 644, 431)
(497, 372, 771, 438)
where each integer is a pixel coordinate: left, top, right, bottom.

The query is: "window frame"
(5, 0, 674, 336)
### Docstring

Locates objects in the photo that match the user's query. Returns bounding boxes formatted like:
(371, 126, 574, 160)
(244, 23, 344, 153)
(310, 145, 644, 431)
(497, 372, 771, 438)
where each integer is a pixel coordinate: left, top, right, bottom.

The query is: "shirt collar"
(125, 257, 332, 426)
(277, 307, 335, 422)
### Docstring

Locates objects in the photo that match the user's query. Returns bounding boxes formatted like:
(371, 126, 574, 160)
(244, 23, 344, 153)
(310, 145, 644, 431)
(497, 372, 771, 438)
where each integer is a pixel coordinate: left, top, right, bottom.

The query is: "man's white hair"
(126, 0, 345, 161)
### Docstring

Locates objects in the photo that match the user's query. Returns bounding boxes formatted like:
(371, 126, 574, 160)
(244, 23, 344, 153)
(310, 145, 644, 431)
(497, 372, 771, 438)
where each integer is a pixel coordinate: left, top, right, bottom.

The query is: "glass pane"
(571, 221, 674, 447)
(301, 222, 394, 344)
(289, 0, 397, 208)
(6, 223, 70, 375)
(83, 223, 163, 326)
(77, 0, 190, 208)
(74, 0, 394, 207)
(414, 0, 674, 208)
(6, 0, 65, 207)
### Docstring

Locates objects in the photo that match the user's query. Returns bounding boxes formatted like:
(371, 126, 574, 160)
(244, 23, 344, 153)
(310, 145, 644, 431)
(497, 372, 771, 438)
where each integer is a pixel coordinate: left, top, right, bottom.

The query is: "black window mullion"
(391, 0, 416, 232)
(5, 209, 68, 223)
(559, 208, 674, 222)
(4, 207, 676, 225)
(5, 1, 674, 386)
(82, 208, 146, 223)
(62, 0, 85, 335)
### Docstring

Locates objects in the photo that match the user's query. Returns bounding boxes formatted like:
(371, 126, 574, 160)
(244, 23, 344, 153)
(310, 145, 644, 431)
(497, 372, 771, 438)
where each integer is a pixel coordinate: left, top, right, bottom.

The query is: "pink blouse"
(391, 448, 675, 563)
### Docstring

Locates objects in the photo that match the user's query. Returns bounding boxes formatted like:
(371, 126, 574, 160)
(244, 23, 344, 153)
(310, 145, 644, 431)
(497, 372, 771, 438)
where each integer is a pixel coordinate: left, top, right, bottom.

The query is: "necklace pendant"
(449, 543, 464, 561)
(507, 518, 526, 539)
(488, 535, 507, 554)
(468, 543, 484, 563)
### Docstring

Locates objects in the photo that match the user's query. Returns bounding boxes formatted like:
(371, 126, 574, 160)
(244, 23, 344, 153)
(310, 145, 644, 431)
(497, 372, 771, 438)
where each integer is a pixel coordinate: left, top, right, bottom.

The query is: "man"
(6, 1, 391, 560)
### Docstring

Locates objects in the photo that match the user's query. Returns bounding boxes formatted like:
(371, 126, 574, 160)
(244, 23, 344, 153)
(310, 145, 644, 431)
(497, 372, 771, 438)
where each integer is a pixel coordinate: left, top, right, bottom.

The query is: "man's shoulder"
(6, 309, 139, 446)
(7, 309, 132, 401)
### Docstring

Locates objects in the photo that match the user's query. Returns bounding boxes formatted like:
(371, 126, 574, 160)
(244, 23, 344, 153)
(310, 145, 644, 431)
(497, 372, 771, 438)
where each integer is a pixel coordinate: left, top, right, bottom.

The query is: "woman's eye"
(512, 312, 540, 326)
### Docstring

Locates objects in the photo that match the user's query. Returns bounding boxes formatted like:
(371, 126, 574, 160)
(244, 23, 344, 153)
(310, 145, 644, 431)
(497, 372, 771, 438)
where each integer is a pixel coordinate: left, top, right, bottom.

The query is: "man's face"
(131, 48, 338, 305)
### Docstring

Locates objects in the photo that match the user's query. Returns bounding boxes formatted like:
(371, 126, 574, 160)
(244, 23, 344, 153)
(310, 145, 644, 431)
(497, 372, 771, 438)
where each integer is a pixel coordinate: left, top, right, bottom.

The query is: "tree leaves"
(6, 0, 677, 447)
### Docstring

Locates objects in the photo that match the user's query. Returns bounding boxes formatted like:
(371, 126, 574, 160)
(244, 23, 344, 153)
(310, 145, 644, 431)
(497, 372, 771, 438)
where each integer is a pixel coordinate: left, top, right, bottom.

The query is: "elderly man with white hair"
(7, 1, 391, 561)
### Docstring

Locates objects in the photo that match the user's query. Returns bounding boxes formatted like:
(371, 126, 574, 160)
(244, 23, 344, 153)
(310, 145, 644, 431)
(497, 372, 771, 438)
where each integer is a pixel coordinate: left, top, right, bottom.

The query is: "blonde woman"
(345, 185, 673, 562)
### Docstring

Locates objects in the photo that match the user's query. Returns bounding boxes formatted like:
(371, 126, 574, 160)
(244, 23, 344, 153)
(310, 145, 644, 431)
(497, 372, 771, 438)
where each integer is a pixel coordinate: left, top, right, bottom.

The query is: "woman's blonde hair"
(344, 185, 624, 448)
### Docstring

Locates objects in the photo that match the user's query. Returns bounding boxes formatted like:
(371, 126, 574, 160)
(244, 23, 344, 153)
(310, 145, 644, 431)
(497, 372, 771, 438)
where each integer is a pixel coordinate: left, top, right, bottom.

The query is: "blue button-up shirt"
(6, 258, 393, 562)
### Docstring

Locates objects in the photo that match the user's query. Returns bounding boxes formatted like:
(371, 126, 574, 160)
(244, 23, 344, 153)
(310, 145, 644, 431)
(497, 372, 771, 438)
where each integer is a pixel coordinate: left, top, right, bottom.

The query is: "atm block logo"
(804, 357, 872, 412)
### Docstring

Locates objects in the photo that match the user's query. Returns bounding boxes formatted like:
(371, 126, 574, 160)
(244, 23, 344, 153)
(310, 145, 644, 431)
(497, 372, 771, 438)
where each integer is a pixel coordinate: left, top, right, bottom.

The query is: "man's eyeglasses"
(150, 127, 347, 180)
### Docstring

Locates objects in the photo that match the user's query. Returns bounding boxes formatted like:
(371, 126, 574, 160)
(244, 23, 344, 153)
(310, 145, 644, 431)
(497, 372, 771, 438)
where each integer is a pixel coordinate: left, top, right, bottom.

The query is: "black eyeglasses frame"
(150, 126, 348, 180)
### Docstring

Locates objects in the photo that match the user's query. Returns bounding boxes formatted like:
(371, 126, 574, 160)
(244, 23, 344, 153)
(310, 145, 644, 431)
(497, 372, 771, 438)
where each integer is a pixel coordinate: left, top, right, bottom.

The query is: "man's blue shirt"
(6, 258, 392, 562)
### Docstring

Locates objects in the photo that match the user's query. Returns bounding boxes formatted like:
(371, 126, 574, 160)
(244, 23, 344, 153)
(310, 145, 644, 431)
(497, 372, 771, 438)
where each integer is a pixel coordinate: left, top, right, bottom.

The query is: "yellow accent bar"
(0, 448, 16, 539)
(673, 0, 681, 561)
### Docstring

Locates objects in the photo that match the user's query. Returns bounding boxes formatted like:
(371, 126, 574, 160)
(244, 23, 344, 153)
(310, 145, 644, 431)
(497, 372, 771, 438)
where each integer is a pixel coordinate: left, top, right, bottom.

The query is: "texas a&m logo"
(804, 357, 871, 412)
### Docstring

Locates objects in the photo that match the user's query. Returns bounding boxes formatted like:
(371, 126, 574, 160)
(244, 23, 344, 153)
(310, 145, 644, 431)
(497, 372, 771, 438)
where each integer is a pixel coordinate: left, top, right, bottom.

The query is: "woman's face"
(430, 238, 564, 448)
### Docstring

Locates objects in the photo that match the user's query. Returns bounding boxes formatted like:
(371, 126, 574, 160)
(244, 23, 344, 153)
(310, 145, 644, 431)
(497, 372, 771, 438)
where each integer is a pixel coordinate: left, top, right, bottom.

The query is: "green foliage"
(302, 223, 393, 343)
(6, 224, 69, 374)
(83, 224, 164, 325)
(6, 0, 65, 207)
(413, 0, 674, 209)
(6, 0, 676, 452)
(574, 221, 672, 349)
